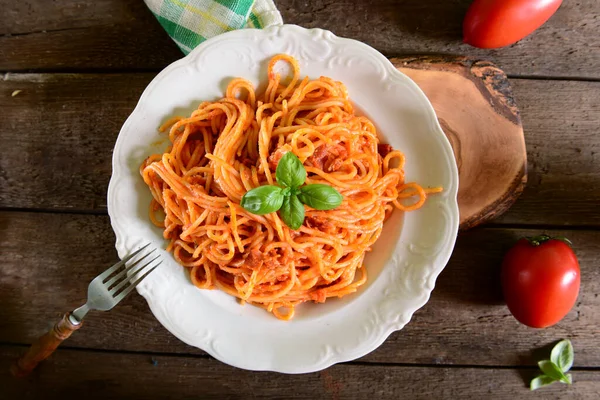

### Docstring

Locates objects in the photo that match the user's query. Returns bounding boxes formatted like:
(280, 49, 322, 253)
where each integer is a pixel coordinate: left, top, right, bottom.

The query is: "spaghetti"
(141, 54, 441, 320)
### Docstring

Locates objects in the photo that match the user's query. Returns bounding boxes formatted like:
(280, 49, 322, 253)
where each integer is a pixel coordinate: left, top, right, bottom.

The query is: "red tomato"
(463, 0, 563, 49)
(501, 236, 580, 328)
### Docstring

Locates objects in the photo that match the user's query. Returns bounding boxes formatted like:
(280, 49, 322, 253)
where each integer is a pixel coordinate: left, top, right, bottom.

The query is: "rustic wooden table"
(1, 1, 599, 398)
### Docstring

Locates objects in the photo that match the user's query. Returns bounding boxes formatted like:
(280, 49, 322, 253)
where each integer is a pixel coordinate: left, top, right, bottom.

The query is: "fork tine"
(112, 262, 161, 304)
(104, 248, 156, 287)
(109, 255, 161, 295)
(98, 243, 151, 280)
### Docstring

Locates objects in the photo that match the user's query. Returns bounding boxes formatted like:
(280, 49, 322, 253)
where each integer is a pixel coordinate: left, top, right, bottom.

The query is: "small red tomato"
(501, 235, 580, 328)
(463, 0, 563, 49)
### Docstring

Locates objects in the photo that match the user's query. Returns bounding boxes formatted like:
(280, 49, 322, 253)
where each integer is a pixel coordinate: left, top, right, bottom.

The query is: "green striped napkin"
(144, 0, 283, 54)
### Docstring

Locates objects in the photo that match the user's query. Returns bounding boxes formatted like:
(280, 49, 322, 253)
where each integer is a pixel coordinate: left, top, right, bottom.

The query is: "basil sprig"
(239, 185, 284, 215)
(530, 339, 574, 390)
(298, 184, 343, 210)
(276, 151, 306, 189)
(240, 152, 342, 230)
(280, 194, 305, 230)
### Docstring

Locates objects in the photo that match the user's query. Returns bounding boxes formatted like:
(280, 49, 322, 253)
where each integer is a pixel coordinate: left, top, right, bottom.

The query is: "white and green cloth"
(144, 0, 283, 54)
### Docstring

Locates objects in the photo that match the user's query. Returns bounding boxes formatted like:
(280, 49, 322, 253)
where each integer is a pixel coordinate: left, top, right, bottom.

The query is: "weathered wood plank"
(2, 211, 599, 366)
(496, 79, 600, 226)
(2, 346, 599, 399)
(0, 0, 599, 78)
(1, 74, 599, 226)
(0, 0, 183, 71)
(279, 0, 600, 80)
(379, 226, 600, 366)
(1, 0, 148, 34)
(0, 73, 153, 211)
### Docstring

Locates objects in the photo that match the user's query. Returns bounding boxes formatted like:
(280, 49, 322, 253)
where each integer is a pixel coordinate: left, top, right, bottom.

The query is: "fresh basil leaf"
(551, 339, 574, 373)
(564, 373, 573, 385)
(279, 195, 305, 230)
(298, 184, 343, 210)
(240, 185, 284, 215)
(276, 152, 306, 188)
(530, 375, 557, 391)
(538, 360, 568, 382)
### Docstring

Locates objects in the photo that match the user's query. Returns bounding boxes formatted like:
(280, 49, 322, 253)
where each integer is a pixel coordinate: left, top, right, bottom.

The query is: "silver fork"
(11, 243, 162, 377)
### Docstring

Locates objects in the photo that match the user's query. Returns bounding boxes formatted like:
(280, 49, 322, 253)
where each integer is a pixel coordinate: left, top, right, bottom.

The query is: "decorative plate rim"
(107, 24, 459, 373)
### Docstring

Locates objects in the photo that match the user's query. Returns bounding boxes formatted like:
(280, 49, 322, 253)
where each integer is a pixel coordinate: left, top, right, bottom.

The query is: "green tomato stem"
(525, 234, 572, 247)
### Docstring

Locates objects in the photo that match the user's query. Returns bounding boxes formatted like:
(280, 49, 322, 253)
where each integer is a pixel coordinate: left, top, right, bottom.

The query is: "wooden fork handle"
(11, 313, 82, 377)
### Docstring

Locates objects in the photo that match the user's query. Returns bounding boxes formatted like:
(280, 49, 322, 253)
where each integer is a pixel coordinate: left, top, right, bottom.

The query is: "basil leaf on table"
(530, 339, 575, 390)
(276, 152, 306, 188)
(240, 185, 284, 215)
(551, 339, 574, 373)
(530, 375, 557, 391)
(538, 360, 569, 383)
(298, 184, 343, 210)
(564, 373, 573, 384)
(279, 195, 305, 230)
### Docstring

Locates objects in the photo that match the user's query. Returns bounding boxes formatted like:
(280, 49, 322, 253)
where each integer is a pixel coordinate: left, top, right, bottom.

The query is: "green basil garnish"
(280, 195, 305, 230)
(276, 151, 306, 188)
(239, 152, 342, 229)
(530, 339, 575, 390)
(298, 184, 343, 210)
(240, 185, 284, 215)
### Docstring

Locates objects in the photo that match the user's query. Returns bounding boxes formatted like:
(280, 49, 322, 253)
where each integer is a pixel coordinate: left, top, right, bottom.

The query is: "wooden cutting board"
(391, 55, 527, 231)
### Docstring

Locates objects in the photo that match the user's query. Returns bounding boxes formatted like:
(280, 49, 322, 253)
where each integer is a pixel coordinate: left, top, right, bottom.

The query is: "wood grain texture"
(0, 0, 183, 71)
(1, 0, 599, 396)
(496, 79, 600, 226)
(393, 56, 527, 230)
(0, 0, 599, 78)
(0, 73, 153, 211)
(2, 345, 599, 400)
(1, 74, 599, 226)
(2, 211, 599, 367)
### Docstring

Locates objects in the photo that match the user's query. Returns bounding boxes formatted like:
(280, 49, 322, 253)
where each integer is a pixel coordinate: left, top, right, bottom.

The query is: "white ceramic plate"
(107, 24, 459, 373)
